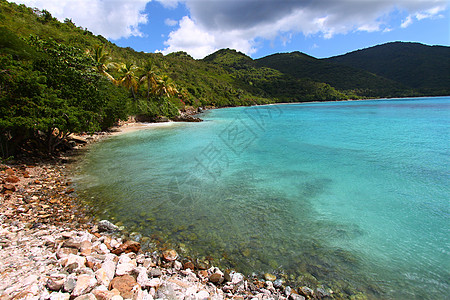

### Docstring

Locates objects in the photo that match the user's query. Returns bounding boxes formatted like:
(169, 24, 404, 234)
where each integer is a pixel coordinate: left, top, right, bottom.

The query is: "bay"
(75, 96, 450, 299)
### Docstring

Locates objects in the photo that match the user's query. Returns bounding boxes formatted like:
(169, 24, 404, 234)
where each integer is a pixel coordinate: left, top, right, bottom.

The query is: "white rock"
(62, 254, 86, 269)
(72, 274, 97, 297)
(173, 261, 182, 271)
(95, 268, 111, 287)
(195, 290, 210, 299)
(118, 254, 132, 264)
(98, 243, 109, 254)
(73, 293, 97, 300)
(147, 278, 161, 288)
(231, 272, 244, 284)
(135, 267, 149, 287)
(49, 292, 70, 300)
(101, 260, 116, 281)
(115, 263, 135, 276)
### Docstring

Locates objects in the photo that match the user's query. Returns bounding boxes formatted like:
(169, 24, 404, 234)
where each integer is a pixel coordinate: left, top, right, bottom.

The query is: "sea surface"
(75, 97, 450, 299)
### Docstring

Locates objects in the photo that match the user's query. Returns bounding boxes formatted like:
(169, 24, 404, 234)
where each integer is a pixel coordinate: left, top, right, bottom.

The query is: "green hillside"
(327, 42, 450, 95)
(255, 51, 410, 98)
(203, 49, 348, 102)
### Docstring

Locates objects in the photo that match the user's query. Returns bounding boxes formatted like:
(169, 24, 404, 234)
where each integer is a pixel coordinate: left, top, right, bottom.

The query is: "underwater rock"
(98, 220, 119, 233)
(209, 272, 224, 284)
(162, 249, 178, 261)
(264, 273, 277, 282)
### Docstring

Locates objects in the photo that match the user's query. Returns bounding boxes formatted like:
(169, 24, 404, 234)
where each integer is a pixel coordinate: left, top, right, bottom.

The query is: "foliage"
(327, 42, 450, 96)
(0, 33, 127, 156)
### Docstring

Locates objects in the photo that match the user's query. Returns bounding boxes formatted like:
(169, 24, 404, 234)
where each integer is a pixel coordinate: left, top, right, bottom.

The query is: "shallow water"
(75, 97, 450, 299)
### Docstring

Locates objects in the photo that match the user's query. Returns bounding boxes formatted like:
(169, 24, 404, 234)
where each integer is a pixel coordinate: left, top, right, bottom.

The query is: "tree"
(139, 61, 159, 100)
(89, 44, 117, 84)
(117, 62, 140, 101)
(1, 36, 128, 156)
(155, 74, 178, 99)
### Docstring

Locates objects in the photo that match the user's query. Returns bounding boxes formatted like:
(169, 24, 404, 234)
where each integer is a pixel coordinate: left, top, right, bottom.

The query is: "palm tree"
(117, 63, 140, 101)
(89, 45, 117, 84)
(139, 61, 159, 101)
(155, 75, 178, 99)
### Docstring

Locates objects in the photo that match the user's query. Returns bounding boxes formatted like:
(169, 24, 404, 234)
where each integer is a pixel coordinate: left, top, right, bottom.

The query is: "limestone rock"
(61, 253, 86, 269)
(148, 268, 162, 277)
(115, 262, 135, 276)
(92, 287, 121, 300)
(289, 293, 306, 300)
(95, 267, 112, 287)
(57, 247, 78, 259)
(72, 274, 97, 297)
(63, 274, 77, 293)
(109, 275, 140, 299)
(47, 278, 65, 291)
(80, 240, 93, 256)
(49, 292, 71, 300)
(74, 293, 97, 300)
(101, 259, 117, 281)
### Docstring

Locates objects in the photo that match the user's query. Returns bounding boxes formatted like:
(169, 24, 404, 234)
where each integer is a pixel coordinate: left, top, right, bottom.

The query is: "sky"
(11, 0, 450, 59)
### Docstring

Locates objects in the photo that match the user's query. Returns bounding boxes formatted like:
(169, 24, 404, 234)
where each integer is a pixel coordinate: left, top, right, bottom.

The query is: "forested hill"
(254, 51, 405, 97)
(326, 42, 450, 95)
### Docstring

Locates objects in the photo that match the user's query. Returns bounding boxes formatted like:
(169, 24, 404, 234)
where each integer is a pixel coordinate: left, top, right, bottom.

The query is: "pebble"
(0, 161, 327, 300)
(264, 273, 277, 282)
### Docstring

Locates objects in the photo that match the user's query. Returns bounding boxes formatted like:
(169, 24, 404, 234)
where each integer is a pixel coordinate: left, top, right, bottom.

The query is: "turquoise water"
(76, 97, 450, 299)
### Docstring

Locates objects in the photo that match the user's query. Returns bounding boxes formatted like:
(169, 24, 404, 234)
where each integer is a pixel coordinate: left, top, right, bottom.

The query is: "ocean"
(75, 96, 450, 299)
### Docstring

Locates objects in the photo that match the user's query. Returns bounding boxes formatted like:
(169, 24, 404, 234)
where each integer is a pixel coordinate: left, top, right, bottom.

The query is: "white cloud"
(401, 15, 414, 28)
(164, 18, 178, 26)
(12, 0, 150, 39)
(160, 0, 448, 58)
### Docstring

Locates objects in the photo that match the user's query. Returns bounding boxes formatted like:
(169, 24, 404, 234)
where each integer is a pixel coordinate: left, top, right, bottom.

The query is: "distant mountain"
(203, 48, 349, 102)
(255, 51, 404, 97)
(326, 42, 450, 95)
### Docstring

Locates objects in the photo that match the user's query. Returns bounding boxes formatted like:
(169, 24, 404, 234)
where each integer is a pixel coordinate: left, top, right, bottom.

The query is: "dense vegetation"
(0, 0, 448, 157)
(327, 42, 450, 96)
(255, 52, 412, 98)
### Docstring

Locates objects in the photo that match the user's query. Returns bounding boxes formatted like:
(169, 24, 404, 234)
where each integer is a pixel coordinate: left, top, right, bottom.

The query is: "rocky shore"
(0, 129, 333, 300)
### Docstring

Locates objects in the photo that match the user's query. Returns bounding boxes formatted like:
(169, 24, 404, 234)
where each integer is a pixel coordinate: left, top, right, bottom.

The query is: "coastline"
(109, 122, 180, 136)
(0, 121, 332, 300)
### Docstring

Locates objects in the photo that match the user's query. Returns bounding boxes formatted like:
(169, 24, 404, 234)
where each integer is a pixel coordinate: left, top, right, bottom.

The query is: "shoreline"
(0, 123, 333, 299)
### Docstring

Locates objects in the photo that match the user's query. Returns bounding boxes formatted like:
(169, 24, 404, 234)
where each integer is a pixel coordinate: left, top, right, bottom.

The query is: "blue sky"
(13, 0, 450, 59)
